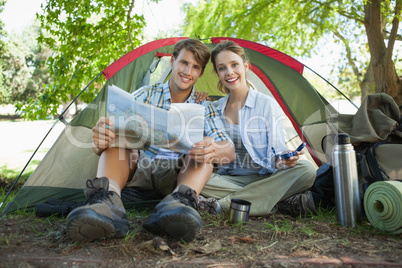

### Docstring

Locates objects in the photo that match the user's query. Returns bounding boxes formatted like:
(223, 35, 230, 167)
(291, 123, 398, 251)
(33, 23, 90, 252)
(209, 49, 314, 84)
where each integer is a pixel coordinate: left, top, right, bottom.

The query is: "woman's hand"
(92, 117, 116, 150)
(195, 91, 211, 103)
(275, 150, 304, 169)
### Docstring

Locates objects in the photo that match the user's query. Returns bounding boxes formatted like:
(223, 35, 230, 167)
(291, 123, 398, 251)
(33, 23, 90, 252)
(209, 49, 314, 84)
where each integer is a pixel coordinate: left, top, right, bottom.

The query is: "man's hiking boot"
(66, 177, 129, 241)
(197, 195, 223, 214)
(277, 190, 317, 217)
(143, 185, 202, 242)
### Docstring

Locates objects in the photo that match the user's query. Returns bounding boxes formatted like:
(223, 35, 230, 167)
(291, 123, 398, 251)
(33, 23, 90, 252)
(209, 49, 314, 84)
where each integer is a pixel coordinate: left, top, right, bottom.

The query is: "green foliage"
(0, 0, 6, 57)
(0, 0, 8, 97)
(183, 0, 342, 57)
(183, 0, 401, 101)
(18, 0, 151, 120)
(0, 22, 50, 107)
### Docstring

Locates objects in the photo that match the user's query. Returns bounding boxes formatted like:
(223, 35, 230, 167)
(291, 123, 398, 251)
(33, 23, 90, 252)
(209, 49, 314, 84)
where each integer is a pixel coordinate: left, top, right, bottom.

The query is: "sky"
(1, 0, 45, 33)
(1, 0, 333, 78)
(1, 0, 192, 36)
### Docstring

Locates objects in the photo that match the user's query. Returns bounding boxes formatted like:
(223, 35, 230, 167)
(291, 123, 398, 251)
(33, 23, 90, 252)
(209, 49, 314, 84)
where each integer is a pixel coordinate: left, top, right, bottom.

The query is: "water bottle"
(332, 133, 362, 227)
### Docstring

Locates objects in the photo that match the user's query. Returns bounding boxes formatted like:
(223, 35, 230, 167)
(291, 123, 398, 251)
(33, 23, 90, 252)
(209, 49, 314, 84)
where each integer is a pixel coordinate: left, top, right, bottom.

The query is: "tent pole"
(304, 65, 358, 109)
(0, 71, 103, 215)
(58, 72, 103, 122)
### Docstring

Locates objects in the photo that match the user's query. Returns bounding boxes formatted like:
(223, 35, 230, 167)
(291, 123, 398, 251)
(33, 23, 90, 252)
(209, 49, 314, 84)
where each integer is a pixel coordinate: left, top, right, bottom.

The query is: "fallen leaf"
(191, 240, 222, 254)
(238, 237, 254, 243)
(152, 237, 176, 255)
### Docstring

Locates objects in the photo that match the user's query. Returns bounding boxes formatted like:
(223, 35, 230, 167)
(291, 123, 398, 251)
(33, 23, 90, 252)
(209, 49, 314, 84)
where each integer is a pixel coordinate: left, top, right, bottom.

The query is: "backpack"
(311, 162, 335, 207)
(349, 93, 402, 187)
(312, 93, 402, 206)
(358, 141, 402, 185)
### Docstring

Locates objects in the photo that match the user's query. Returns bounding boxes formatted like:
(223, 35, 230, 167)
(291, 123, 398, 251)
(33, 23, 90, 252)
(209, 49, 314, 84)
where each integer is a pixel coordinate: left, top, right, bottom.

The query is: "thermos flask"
(332, 133, 362, 227)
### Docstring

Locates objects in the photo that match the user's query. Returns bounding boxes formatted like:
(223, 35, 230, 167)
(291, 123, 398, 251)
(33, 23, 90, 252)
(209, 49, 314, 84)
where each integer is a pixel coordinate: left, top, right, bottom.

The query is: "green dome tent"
(1, 37, 351, 214)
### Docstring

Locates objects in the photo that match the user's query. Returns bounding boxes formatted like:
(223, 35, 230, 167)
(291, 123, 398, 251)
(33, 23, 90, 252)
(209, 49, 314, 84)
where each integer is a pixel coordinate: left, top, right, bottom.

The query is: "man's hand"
(194, 91, 211, 103)
(276, 150, 304, 169)
(92, 117, 116, 151)
(187, 137, 218, 164)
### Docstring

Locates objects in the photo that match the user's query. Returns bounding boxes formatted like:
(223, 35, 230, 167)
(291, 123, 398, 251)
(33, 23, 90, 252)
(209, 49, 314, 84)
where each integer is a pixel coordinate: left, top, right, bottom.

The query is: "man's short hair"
(172, 39, 210, 71)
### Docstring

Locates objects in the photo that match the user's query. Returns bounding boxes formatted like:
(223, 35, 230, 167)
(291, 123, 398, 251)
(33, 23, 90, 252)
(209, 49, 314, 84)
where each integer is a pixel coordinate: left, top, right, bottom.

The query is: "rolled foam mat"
(364, 181, 402, 234)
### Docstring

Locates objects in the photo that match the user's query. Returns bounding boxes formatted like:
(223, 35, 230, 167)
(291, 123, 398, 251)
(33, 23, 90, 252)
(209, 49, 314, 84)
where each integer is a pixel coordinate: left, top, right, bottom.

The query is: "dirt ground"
(0, 209, 401, 268)
(1, 119, 401, 267)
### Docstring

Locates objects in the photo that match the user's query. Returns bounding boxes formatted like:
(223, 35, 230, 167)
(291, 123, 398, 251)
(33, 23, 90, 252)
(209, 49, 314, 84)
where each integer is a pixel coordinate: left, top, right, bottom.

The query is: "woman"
(198, 40, 317, 217)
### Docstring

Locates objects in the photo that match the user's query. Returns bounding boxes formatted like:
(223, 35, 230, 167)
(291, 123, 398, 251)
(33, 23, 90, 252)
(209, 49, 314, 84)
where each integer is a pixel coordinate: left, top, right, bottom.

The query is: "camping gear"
(312, 93, 402, 207)
(311, 162, 335, 206)
(360, 142, 402, 185)
(1, 37, 355, 214)
(35, 198, 82, 218)
(364, 181, 402, 234)
(333, 93, 402, 186)
(334, 93, 401, 145)
(332, 133, 361, 227)
(229, 199, 251, 223)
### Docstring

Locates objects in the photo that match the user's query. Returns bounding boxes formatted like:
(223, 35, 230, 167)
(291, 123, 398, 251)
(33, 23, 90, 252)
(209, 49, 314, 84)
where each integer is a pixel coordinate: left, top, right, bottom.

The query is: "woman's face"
(215, 50, 249, 93)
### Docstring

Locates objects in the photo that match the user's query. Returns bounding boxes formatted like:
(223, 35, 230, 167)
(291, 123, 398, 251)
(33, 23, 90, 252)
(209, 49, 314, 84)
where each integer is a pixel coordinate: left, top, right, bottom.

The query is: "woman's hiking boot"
(66, 177, 129, 241)
(197, 195, 223, 214)
(277, 190, 317, 217)
(143, 185, 202, 242)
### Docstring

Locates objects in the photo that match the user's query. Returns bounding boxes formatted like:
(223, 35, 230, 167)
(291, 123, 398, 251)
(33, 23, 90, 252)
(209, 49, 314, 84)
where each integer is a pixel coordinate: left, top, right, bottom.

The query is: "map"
(106, 85, 205, 154)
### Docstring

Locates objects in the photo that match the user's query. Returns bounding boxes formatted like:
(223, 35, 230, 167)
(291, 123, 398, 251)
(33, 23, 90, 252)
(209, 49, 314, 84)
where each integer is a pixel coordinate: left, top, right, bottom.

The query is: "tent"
(2, 37, 352, 214)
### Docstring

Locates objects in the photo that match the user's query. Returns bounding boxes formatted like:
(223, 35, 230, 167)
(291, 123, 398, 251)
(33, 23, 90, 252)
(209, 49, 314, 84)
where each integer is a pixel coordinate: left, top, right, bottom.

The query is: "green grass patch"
(0, 163, 40, 206)
(25, 148, 49, 154)
(0, 162, 40, 191)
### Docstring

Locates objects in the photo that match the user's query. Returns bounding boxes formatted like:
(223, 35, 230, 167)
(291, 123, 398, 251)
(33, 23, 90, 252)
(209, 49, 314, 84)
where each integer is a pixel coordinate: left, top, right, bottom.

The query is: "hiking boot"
(197, 195, 223, 214)
(66, 177, 129, 241)
(277, 191, 317, 217)
(143, 185, 202, 242)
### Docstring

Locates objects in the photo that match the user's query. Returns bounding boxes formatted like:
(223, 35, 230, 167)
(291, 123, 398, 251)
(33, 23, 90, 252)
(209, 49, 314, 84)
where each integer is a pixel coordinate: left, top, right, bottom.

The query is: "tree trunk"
(359, 61, 376, 103)
(364, 0, 402, 106)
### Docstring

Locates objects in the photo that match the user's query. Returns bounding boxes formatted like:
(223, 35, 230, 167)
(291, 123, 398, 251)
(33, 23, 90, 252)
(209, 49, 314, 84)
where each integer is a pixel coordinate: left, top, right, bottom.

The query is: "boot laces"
(84, 179, 115, 205)
(198, 196, 218, 214)
(171, 189, 198, 210)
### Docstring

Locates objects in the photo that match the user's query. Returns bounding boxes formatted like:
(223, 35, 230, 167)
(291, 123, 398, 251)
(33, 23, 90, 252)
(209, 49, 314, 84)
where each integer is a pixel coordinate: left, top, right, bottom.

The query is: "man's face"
(169, 48, 204, 94)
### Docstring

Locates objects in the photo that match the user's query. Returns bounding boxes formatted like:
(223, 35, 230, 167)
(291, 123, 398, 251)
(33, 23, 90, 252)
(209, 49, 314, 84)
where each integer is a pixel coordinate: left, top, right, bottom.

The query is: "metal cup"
(229, 199, 251, 223)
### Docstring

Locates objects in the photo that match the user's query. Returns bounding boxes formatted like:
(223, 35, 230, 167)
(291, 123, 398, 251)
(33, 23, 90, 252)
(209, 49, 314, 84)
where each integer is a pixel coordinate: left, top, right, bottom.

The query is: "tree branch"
(386, 0, 401, 62)
(127, 0, 135, 45)
(337, 10, 365, 24)
(332, 29, 362, 82)
(309, 0, 365, 23)
(383, 30, 402, 41)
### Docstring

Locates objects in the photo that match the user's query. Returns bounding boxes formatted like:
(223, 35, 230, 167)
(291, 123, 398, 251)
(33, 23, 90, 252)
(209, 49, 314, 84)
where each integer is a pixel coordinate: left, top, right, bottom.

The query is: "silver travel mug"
(229, 199, 251, 223)
(332, 133, 362, 227)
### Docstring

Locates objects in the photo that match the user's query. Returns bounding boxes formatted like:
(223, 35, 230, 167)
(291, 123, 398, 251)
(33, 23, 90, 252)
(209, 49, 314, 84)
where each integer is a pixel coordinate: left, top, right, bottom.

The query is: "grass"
(264, 218, 295, 235)
(0, 161, 39, 183)
(124, 226, 142, 242)
(1, 185, 400, 267)
(0, 163, 40, 216)
(0, 164, 396, 243)
(25, 148, 49, 154)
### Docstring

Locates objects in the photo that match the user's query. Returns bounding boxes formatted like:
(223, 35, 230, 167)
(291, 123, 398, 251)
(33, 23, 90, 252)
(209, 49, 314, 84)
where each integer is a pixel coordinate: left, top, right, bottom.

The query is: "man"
(66, 39, 235, 243)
